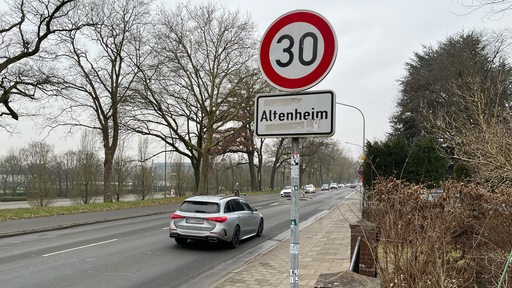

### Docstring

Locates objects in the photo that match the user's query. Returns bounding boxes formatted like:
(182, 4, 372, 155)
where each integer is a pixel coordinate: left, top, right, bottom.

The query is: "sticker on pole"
(259, 10, 337, 91)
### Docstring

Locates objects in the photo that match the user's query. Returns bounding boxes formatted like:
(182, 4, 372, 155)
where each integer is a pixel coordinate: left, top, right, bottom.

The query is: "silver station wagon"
(169, 195, 264, 248)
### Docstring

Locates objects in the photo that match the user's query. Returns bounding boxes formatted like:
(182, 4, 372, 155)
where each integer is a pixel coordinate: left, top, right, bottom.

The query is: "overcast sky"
(1, 0, 510, 159)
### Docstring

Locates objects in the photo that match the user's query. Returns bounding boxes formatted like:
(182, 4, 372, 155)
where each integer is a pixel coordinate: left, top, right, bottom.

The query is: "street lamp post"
(336, 102, 366, 208)
(336, 102, 365, 155)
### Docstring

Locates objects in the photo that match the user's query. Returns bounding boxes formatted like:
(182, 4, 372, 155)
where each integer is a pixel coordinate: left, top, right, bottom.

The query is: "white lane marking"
(43, 239, 118, 257)
(346, 191, 356, 198)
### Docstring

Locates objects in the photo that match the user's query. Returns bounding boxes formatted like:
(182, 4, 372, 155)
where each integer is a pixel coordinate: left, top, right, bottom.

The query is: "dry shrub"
(365, 178, 512, 288)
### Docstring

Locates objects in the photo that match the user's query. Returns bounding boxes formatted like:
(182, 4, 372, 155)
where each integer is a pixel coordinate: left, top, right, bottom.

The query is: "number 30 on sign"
(259, 10, 337, 91)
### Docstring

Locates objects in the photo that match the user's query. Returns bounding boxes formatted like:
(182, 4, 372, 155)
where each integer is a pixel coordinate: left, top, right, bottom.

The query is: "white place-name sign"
(255, 90, 335, 138)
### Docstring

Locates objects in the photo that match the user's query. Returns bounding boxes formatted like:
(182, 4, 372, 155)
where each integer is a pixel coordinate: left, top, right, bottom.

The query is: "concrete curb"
(0, 210, 169, 239)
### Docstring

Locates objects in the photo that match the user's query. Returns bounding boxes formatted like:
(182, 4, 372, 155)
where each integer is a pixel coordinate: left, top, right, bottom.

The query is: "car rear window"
(179, 201, 220, 213)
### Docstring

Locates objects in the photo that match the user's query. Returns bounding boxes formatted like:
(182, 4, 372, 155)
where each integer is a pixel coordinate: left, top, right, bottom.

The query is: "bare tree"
(134, 136, 153, 200)
(424, 33, 512, 187)
(0, 149, 25, 194)
(210, 72, 271, 191)
(113, 141, 134, 201)
(432, 73, 512, 186)
(51, 0, 152, 201)
(460, 0, 512, 16)
(392, 31, 512, 186)
(127, 2, 259, 194)
(267, 138, 289, 190)
(0, 0, 84, 125)
(71, 131, 102, 204)
(255, 138, 266, 191)
(259, 138, 342, 190)
(21, 141, 56, 207)
(170, 154, 187, 197)
(54, 150, 78, 198)
(300, 138, 343, 185)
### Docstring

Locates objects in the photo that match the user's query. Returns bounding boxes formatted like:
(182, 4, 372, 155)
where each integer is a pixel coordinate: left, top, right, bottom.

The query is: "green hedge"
(0, 196, 28, 202)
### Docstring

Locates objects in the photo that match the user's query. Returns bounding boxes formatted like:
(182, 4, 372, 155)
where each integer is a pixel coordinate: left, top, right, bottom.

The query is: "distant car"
(348, 183, 358, 188)
(169, 195, 264, 248)
(329, 183, 338, 190)
(280, 186, 293, 197)
(303, 184, 316, 194)
(337, 184, 344, 188)
(321, 184, 329, 191)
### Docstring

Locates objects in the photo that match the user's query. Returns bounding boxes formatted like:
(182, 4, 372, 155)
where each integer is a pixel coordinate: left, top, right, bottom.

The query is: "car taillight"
(171, 213, 184, 219)
(207, 216, 228, 223)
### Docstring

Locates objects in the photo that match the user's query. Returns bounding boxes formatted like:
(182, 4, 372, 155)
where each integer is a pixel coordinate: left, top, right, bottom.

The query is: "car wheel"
(229, 226, 240, 249)
(175, 237, 187, 245)
(256, 219, 264, 237)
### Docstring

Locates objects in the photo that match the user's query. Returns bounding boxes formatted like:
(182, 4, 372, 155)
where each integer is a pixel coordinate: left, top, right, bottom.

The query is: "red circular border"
(259, 10, 337, 91)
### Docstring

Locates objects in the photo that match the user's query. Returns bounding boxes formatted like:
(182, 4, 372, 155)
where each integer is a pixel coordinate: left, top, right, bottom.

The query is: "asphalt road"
(0, 189, 352, 288)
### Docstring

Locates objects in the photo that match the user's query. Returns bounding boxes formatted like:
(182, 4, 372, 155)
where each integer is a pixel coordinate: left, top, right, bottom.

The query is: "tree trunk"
(198, 149, 210, 195)
(270, 160, 278, 190)
(257, 164, 262, 191)
(270, 138, 286, 190)
(256, 139, 265, 191)
(248, 149, 257, 191)
(103, 148, 114, 203)
(190, 155, 201, 194)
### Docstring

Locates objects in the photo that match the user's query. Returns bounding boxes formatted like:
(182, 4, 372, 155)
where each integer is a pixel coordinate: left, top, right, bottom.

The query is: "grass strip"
(0, 197, 185, 221)
(0, 190, 276, 221)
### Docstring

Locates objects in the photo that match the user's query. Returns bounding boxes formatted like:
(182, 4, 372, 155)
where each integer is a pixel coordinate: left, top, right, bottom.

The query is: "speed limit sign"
(259, 10, 337, 91)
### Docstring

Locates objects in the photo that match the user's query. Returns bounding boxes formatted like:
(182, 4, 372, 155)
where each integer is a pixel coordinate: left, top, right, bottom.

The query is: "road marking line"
(43, 239, 118, 257)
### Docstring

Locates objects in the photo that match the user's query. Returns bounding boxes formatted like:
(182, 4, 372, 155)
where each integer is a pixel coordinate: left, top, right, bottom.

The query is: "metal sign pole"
(290, 137, 300, 287)
(257, 10, 337, 288)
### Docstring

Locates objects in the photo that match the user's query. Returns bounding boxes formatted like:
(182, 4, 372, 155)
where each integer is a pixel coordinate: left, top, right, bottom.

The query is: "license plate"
(186, 217, 204, 224)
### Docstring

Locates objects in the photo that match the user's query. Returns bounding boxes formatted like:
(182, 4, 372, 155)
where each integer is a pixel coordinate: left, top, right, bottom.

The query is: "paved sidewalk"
(212, 191, 362, 288)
